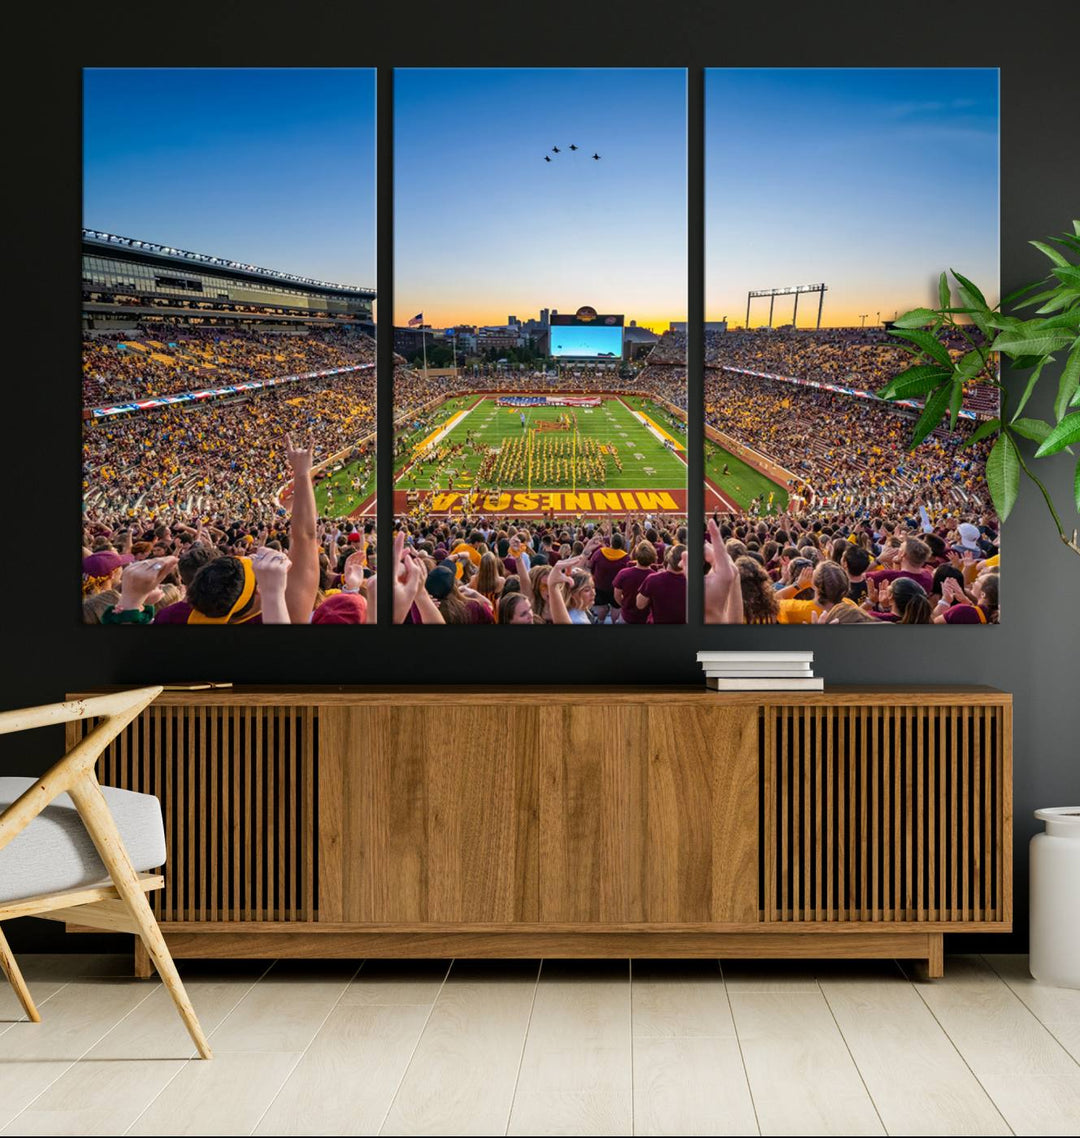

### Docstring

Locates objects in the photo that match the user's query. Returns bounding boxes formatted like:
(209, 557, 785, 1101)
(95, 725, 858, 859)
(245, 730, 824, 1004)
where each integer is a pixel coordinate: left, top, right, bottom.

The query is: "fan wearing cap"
(82, 551, 125, 597)
(100, 555, 180, 624)
(424, 557, 493, 624)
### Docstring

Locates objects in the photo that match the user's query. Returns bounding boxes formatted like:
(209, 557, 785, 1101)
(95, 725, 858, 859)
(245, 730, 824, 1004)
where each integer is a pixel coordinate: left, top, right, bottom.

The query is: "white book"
(706, 677, 824, 691)
(705, 664, 814, 673)
(702, 661, 812, 672)
(696, 650, 813, 663)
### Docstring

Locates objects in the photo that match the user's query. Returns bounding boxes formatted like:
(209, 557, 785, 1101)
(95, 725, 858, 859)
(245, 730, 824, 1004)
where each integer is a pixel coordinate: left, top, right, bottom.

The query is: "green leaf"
(1031, 240, 1070, 268)
(1074, 220, 1080, 238)
(951, 270, 988, 307)
(1036, 312, 1080, 333)
(890, 328, 954, 367)
(992, 324, 1074, 358)
(909, 383, 952, 449)
(876, 364, 952, 400)
(986, 314, 1025, 331)
(1055, 342, 1080, 422)
(955, 348, 990, 383)
(892, 307, 939, 328)
(1037, 289, 1080, 315)
(1014, 286, 1067, 311)
(1052, 265, 1080, 289)
(1002, 277, 1049, 306)
(949, 377, 964, 430)
(986, 433, 1020, 520)
(1010, 357, 1048, 420)
(1035, 412, 1080, 457)
(1010, 417, 1052, 443)
(963, 417, 1001, 447)
(938, 271, 951, 310)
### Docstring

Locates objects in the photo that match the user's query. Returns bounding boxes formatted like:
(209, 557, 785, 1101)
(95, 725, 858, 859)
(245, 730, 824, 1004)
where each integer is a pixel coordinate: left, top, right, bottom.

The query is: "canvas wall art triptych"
(82, 67, 1000, 627)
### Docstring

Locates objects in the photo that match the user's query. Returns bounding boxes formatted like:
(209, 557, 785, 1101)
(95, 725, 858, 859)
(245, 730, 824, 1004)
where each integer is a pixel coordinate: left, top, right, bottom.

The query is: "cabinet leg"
(927, 933, 944, 979)
(134, 937, 151, 979)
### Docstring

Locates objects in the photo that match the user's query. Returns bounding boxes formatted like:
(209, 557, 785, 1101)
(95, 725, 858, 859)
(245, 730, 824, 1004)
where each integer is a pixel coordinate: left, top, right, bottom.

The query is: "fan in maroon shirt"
(612, 540, 658, 625)
(636, 545, 686, 624)
(588, 534, 629, 621)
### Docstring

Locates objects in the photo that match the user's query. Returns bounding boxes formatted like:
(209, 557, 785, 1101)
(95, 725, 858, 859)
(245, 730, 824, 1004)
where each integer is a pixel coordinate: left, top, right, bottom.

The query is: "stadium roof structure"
(82, 229, 376, 299)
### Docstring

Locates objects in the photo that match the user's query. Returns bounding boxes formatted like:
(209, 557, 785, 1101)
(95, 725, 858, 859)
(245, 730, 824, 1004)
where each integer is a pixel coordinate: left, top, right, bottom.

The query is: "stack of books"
(696, 651, 823, 691)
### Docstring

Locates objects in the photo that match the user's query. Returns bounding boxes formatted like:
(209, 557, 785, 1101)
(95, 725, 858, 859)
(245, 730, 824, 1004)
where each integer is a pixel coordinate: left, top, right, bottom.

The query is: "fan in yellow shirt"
(776, 562, 859, 624)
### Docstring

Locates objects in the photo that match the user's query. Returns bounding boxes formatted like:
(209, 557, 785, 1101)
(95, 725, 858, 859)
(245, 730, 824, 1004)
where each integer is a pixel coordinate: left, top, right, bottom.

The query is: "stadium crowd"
(705, 327, 997, 417)
(84, 372, 374, 521)
(83, 434, 377, 626)
(705, 370, 993, 517)
(83, 326, 375, 405)
(703, 511, 999, 625)
(390, 514, 688, 625)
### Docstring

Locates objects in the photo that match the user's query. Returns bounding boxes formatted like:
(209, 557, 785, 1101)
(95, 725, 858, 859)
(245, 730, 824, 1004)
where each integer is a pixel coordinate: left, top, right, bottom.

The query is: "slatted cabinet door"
(762, 702, 1009, 926)
(68, 703, 318, 924)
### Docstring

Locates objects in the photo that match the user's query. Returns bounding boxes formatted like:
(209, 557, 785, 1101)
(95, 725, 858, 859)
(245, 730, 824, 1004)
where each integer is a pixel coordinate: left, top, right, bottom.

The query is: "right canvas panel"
(704, 68, 1001, 626)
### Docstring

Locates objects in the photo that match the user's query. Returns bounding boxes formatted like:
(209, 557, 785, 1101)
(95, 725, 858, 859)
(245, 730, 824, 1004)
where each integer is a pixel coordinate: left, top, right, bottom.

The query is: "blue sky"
(394, 68, 687, 329)
(706, 68, 999, 326)
(83, 68, 376, 288)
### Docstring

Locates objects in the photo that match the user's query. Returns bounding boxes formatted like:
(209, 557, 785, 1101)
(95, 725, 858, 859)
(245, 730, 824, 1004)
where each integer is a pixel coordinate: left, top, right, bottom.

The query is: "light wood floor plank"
(0, 978, 159, 1130)
(0, 975, 66, 1029)
(820, 972, 1010, 1135)
(85, 964, 267, 1060)
(1, 1059, 185, 1136)
(905, 955, 1078, 1078)
(381, 960, 540, 1136)
(126, 1051, 301, 1136)
(207, 959, 357, 1053)
(720, 961, 820, 993)
(729, 991, 884, 1136)
(985, 954, 1080, 1065)
(906, 956, 1080, 1134)
(253, 1005, 432, 1136)
(976, 1073, 1080, 1137)
(507, 961, 632, 1137)
(631, 960, 735, 1038)
(633, 1036, 758, 1136)
(339, 959, 452, 1007)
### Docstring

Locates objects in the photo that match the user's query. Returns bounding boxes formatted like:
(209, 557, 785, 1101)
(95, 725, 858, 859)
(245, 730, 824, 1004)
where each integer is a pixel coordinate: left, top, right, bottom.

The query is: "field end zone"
(392, 487, 687, 517)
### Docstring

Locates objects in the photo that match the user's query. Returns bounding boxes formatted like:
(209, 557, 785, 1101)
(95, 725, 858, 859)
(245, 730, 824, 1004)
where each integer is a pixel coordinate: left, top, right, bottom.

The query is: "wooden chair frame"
(0, 686, 212, 1059)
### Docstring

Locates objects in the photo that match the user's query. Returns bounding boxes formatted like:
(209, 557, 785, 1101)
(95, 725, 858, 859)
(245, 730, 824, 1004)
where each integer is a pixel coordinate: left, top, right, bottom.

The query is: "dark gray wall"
(3, 5, 1078, 953)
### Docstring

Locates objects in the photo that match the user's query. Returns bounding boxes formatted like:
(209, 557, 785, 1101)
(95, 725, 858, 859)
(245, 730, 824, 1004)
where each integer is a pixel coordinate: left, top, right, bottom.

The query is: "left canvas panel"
(82, 68, 377, 625)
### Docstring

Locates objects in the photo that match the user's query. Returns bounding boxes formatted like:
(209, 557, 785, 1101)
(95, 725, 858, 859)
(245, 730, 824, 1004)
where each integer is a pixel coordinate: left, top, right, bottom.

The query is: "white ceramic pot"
(1030, 807, 1080, 988)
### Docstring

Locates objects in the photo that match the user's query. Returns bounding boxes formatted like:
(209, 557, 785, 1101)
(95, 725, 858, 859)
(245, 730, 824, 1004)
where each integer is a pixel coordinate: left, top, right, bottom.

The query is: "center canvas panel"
(393, 68, 688, 626)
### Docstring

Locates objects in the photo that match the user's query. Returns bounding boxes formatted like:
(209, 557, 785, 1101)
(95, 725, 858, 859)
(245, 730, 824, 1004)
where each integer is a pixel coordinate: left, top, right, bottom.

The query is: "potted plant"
(876, 218, 1080, 557)
(878, 218, 1080, 986)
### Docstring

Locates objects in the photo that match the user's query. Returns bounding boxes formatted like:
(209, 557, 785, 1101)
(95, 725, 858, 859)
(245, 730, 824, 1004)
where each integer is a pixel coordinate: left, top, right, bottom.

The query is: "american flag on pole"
(407, 312, 423, 327)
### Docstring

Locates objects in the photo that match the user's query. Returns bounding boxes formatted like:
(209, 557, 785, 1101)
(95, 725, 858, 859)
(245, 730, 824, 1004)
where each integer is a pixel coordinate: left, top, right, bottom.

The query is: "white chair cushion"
(0, 777, 166, 904)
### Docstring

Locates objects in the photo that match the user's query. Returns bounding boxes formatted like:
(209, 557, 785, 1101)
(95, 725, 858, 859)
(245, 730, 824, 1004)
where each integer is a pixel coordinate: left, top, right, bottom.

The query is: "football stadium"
(81, 230, 379, 624)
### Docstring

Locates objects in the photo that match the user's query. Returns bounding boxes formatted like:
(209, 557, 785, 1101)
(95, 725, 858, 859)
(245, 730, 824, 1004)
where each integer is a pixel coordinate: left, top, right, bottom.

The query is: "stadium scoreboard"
(550, 306, 624, 359)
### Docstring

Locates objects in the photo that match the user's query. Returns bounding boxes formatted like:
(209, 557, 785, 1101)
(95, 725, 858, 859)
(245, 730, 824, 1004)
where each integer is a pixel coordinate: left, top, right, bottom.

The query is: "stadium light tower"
(746, 283, 827, 329)
(859, 314, 868, 327)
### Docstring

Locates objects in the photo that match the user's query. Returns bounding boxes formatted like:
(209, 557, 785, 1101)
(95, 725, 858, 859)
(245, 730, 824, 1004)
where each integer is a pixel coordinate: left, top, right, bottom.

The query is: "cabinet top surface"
(67, 684, 1011, 707)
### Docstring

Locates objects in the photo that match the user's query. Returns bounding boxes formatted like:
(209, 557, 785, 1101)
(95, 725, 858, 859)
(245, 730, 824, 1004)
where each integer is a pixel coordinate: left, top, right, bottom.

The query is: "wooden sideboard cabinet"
(66, 686, 1012, 977)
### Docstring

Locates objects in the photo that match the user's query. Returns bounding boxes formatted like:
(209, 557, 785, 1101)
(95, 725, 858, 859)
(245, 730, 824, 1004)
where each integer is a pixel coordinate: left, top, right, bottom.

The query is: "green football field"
(394, 395, 687, 492)
(704, 442, 789, 513)
(312, 394, 789, 518)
